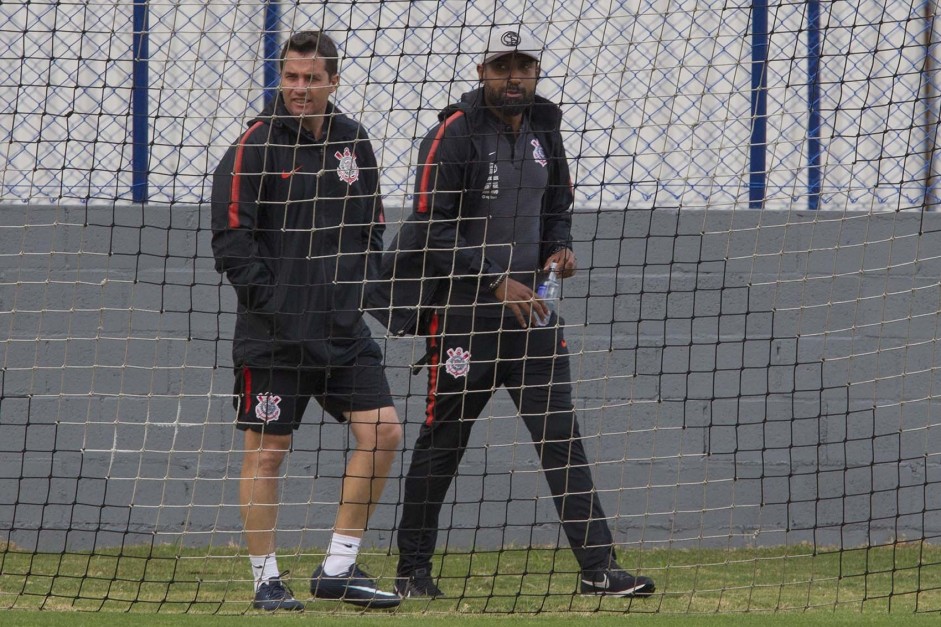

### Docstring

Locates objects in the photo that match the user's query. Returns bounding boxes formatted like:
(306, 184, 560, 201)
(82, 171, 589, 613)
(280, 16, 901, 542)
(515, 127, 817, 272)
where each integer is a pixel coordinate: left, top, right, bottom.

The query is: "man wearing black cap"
(375, 25, 656, 600)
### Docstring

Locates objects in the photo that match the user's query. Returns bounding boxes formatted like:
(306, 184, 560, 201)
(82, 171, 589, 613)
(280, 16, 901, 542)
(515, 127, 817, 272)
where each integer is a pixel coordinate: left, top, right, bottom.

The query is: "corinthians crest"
(255, 394, 282, 422)
(444, 347, 471, 378)
(531, 138, 547, 167)
(334, 146, 359, 184)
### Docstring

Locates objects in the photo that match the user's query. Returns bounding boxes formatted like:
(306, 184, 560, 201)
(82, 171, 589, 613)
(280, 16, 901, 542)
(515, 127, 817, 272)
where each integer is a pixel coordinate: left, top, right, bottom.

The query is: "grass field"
(5, 613, 941, 627)
(2, 542, 941, 624)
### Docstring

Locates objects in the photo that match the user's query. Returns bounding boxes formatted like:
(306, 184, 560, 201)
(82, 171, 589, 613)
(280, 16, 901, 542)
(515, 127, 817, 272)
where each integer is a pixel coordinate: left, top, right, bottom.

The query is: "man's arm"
(540, 129, 576, 277)
(354, 135, 386, 282)
(210, 126, 278, 314)
(412, 113, 505, 284)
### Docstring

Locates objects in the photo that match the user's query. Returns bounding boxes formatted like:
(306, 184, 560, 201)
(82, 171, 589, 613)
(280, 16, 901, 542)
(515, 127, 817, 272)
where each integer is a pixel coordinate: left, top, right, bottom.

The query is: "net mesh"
(1, 0, 941, 616)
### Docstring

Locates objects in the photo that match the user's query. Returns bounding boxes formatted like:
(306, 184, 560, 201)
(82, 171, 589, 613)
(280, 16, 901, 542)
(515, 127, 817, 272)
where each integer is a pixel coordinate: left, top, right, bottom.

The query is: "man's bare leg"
(241, 430, 291, 584)
(321, 405, 402, 574)
(335, 405, 402, 537)
(311, 405, 402, 608)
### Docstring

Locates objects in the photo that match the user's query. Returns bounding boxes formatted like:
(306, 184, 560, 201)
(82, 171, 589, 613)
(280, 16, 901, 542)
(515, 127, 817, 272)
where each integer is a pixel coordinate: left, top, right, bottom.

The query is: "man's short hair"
(279, 30, 339, 76)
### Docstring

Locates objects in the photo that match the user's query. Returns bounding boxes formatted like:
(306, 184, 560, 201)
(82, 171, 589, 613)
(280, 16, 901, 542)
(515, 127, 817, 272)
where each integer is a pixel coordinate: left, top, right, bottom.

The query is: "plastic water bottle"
(535, 262, 560, 327)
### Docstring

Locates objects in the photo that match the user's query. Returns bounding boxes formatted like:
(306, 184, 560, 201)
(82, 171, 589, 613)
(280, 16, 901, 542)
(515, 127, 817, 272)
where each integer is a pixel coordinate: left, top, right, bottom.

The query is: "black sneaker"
(310, 563, 401, 609)
(253, 572, 305, 611)
(580, 567, 656, 597)
(394, 567, 444, 598)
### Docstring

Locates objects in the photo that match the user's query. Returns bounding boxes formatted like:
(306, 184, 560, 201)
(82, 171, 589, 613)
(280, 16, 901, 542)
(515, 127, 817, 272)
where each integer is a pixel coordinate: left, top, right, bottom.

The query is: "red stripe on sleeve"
(417, 111, 464, 214)
(228, 121, 265, 228)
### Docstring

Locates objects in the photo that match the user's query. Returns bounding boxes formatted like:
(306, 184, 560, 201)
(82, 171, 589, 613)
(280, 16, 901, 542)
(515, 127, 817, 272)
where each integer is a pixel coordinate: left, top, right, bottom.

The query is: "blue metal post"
(131, 0, 149, 203)
(263, 1, 281, 104)
(750, 0, 768, 209)
(807, 0, 822, 210)
(924, 0, 938, 210)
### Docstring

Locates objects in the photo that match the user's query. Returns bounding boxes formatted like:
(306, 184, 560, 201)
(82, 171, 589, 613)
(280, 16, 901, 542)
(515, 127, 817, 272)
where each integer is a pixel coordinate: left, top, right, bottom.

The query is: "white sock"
(322, 533, 361, 576)
(250, 553, 281, 591)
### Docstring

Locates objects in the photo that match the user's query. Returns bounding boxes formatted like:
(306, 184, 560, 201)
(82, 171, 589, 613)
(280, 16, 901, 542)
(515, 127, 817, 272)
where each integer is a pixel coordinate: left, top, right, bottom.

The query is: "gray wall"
(1, 204, 940, 555)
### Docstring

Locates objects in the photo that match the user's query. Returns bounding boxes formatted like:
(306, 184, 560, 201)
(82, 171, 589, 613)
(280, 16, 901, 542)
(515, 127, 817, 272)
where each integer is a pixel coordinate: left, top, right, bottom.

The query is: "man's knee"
(349, 406, 402, 452)
(375, 419, 403, 452)
(242, 431, 291, 476)
(254, 447, 288, 474)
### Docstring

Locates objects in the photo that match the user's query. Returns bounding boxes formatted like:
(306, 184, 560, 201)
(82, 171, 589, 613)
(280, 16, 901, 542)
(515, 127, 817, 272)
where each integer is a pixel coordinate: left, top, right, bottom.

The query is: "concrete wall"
(2, 204, 941, 554)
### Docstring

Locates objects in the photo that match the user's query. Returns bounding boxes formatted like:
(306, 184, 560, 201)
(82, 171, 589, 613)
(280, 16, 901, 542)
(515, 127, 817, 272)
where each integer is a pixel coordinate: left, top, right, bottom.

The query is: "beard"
(485, 86, 534, 116)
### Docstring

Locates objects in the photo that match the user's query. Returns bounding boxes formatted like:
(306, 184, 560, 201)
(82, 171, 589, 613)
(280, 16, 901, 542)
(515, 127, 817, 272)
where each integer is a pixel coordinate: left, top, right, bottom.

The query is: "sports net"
(2, 0, 941, 616)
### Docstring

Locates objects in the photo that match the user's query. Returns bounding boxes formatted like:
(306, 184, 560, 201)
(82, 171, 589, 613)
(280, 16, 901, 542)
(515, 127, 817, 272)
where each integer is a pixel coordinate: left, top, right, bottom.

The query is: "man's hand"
(493, 277, 549, 328)
(545, 248, 576, 278)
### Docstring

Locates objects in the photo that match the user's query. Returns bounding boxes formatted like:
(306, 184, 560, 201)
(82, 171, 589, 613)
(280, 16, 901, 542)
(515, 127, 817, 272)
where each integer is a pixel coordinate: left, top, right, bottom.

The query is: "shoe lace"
(350, 563, 374, 580)
(267, 570, 297, 599)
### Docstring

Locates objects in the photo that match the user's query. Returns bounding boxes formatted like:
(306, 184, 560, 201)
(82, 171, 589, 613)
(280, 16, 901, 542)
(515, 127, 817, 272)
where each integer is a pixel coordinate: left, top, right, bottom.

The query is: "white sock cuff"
(330, 533, 361, 548)
(250, 553, 280, 590)
(322, 533, 361, 576)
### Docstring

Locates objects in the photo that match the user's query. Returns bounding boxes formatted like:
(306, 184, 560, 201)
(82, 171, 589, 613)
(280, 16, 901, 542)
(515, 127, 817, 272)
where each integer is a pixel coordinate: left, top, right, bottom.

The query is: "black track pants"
(396, 312, 616, 576)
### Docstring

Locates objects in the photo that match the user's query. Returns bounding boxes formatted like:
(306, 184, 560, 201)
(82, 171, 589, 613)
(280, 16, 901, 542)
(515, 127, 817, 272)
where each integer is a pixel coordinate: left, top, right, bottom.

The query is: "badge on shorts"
(335, 147, 359, 184)
(445, 347, 471, 378)
(255, 394, 282, 422)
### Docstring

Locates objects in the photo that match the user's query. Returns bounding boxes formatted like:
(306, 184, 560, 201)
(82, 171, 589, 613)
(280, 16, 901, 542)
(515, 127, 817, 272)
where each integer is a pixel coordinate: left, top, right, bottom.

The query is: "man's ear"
(476, 64, 484, 81)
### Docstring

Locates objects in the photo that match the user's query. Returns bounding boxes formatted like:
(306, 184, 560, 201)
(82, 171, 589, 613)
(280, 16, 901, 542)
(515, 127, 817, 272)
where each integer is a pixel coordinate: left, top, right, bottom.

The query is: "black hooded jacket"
(368, 88, 574, 336)
(211, 96, 385, 368)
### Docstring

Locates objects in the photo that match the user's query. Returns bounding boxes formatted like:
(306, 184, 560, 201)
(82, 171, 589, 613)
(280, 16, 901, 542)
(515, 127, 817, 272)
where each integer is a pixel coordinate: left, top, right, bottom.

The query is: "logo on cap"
(501, 31, 521, 46)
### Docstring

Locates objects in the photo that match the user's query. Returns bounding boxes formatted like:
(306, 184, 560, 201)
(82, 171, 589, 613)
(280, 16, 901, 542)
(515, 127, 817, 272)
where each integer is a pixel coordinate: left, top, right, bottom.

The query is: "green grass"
(2, 542, 941, 622)
(4, 612, 941, 627)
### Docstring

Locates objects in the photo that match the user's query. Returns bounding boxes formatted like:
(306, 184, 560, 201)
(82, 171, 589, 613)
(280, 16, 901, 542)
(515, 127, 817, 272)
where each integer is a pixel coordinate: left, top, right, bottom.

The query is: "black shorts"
(232, 342, 394, 435)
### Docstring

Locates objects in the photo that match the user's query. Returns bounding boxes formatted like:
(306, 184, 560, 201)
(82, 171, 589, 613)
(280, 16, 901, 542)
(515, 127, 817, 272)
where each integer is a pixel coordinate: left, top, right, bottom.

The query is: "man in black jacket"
(211, 31, 401, 611)
(380, 25, 657, 599)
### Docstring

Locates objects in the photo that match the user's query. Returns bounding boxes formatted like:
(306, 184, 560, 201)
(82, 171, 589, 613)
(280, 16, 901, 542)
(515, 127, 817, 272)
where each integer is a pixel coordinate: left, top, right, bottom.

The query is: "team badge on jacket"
(445, 347, 471, 378)
(335, 147, 359, 184)
(531, 138, 547, 167)
(255, 394, 282, 422)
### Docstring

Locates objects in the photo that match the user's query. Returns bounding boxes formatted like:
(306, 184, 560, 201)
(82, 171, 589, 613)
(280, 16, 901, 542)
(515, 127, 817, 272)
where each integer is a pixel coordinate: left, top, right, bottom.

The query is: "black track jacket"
(211, 97, 385, 368)
(368, 88, 574, 336)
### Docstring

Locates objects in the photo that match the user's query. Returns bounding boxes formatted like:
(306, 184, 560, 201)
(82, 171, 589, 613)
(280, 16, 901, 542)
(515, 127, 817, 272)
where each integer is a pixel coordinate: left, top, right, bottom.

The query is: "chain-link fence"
(2, 0, 938, 211)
